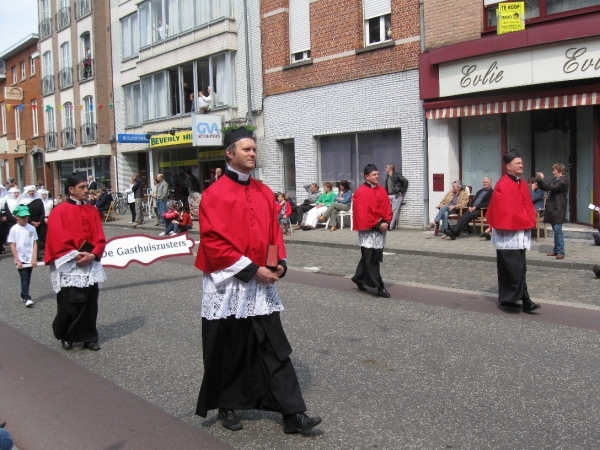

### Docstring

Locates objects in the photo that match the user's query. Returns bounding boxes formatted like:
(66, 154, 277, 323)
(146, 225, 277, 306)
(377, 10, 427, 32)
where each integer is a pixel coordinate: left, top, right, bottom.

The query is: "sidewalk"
(104, 218, 600, 271)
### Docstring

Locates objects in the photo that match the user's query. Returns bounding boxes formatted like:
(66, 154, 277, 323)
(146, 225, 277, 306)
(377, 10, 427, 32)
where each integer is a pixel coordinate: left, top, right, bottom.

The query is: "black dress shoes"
(83, 342, 101, 351)
(61, 340, 73, 350)
(283, 412, 322, 434)
(444, 229, 457, 240)
(377, 287, 391, 298)
(218, 408, 243, 431)
(593, 264, 600, 279)
(594, 233, 600, 246)
(499, 301, 521, 309)
(522, 298, 541, 313)
(351, 276, 367, 291)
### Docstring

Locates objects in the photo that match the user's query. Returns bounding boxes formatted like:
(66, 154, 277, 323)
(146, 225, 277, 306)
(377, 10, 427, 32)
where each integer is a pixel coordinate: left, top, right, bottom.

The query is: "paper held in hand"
(589, 204, 600, 212)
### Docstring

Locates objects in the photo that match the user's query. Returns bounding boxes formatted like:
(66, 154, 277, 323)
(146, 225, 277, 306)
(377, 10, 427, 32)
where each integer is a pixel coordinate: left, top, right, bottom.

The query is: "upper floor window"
(14, 109, 21, 140)
(11, 67, 17, 84)
(364, 0, 391, 45)
(121, 13, 140, 59)
(61, 42, 71, 69)
(40, 0, 50, 19)
(20, 62, 26, 80)
(31, 100, 39, 136)
(46, 106, 56, 132)
(83, 96, 95, 124)
(124, 82, 142, 126)
(0, 103, 6, 135)
(289, 0, 311, 63)
(485, 0, 600, 29)
(43, 51, 53, 76)
(30, 57, 36, 76)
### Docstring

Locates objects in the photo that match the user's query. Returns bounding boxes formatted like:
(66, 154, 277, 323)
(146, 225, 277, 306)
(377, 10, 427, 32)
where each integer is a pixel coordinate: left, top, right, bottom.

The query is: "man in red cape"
(486, 149, 541, 313)
(351, 164, 393, 298)
(194, 126, 321, 434)
(45, 172, 107, 350)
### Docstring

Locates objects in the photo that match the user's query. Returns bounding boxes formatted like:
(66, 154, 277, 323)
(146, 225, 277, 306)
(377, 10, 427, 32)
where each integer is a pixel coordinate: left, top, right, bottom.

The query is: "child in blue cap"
(7, 205, 38, 307)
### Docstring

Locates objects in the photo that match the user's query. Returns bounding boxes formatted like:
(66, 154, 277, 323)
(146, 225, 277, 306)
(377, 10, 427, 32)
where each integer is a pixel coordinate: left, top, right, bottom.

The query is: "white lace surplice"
(491, 229, 531, 250)
(202, 256, 284, 320)
(50, 250, 107, 293)
(357, 229, 387, 249)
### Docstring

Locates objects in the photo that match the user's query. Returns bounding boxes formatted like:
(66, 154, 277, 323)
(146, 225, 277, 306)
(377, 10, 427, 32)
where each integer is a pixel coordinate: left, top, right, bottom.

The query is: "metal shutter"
(289, 0, 310, 54)
(364, 0, 390, 20)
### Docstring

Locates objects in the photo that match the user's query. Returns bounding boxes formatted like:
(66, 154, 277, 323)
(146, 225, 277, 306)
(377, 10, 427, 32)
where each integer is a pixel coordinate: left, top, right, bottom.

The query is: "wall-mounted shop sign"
(118, 134, 149, 144)
(439, 36, 600, 97)
(192, 114, 223, 147)
(4, 87, 23, 100)
(149, 131, 193, 148)
(158, 159, 198, 168)
(198, 150, 225, 160)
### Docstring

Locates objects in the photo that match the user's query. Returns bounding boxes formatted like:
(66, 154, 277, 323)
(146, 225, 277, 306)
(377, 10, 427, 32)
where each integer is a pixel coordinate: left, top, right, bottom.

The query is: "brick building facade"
(0, 35, 49, 191)
(38, 0, 116, 196)
(261, 0, 424, 228)
(420, 1, 600, 226)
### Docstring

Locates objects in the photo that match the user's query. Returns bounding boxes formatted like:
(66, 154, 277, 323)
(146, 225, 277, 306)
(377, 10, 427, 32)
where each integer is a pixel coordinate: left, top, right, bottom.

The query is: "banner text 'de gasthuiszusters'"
(101, 234, 195, 269)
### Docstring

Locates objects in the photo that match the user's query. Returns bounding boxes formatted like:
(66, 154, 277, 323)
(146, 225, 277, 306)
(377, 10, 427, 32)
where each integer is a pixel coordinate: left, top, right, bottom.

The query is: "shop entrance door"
(199, 160, 226, 191)
(532, 108, 576, 222)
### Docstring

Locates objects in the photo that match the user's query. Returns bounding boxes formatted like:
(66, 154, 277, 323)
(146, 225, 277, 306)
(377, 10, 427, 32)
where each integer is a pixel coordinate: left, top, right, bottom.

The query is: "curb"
(102, 220, 595, 271)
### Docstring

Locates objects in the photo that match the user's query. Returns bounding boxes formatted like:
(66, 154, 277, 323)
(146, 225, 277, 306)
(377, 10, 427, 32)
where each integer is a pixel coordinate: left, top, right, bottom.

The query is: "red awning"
(425, 92, 600, 120)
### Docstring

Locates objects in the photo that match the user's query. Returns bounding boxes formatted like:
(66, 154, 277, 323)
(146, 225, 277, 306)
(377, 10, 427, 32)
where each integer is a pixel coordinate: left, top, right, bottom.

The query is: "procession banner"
(101, 233, 195, 269)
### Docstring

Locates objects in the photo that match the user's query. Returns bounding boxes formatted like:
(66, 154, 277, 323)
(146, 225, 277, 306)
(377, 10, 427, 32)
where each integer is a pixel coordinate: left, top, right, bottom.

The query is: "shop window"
(485, 0, 600, 29)
(94, 157, 111, 189)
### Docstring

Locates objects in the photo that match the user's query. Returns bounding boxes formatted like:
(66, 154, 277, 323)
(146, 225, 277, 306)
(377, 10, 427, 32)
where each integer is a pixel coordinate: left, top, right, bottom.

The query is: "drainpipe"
(243, 0, 253, 123)
(419, 0, 429, 226)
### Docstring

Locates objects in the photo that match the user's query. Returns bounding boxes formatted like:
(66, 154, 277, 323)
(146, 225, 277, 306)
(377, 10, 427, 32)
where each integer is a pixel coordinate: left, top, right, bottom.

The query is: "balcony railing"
(42, 75, 55, 96)
(45, 132, 58, 151)
(58, 67, 73, 89)
(81, 123, 97, 145)
(77, 59, 94, 82)
(56, 6, 70, 31)
(39, 18, 52, 40)
(61, 127, 77, 148)
(75, 0, 91, 20)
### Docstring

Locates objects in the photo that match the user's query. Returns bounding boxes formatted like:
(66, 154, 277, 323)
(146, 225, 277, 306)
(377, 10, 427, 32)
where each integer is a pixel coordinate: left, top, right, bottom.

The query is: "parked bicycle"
(113, 192, 129, 215)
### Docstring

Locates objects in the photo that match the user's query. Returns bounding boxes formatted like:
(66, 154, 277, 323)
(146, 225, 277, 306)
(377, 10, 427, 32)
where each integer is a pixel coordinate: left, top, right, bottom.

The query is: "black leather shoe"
(444, 229, 456, 240)
(522, 298, 541, 313)
(351, 276, 367, 291)
(283, 412, 322, 434)
(594, 233, 600, 246)
(499, 301, 521, 309)
(83, 342, 101, 351)
(0, 422, 7, 428)
(218, 409, 242, 431)
(61, 340, 73, 350)
(377, 287, 390, 298)
(593, 264, 600, 279)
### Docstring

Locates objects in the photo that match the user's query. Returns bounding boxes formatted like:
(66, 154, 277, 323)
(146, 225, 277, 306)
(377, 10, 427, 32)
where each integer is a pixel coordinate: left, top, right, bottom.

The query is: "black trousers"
(197, 312, 306, 418)
(496, 249, 530, 303)
(296, 203, 314, 224)
(450, 209, 482, 235)
(354, 247, 385, 289)
(52, 285, 99, 343)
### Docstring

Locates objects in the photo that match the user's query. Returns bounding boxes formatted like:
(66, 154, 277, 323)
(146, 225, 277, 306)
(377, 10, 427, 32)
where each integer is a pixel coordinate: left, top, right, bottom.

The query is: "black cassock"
(496, 249, 531, 303)
(52, 285, 99, 343)
(26, 198, 47, 254)
(196, 312, 306, 418)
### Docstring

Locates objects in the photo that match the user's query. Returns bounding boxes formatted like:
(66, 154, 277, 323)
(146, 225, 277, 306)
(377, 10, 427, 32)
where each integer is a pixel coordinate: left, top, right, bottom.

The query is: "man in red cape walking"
(351, 164, 393, 298)
(486, 149, 541, 313)
(194, 126, 321, 434)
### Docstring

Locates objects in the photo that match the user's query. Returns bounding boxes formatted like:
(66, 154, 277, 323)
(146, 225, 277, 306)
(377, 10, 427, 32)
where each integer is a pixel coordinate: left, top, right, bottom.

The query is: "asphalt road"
(1, 226, 600, 449)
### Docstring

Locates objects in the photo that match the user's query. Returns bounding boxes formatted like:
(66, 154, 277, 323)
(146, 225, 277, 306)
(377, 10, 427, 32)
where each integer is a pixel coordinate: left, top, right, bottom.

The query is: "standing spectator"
(293, 183, 321, 230)
(125, 177, 136, 224)
(87, 175, 97, 191)
(40, 190, 54, 220)
(486, 150, 540, 312)
(276, 192, 292, 236)
(214, 167, 222, 182)
(185, 169, 201, 195)
(186, 169, 202, 219)
(45, 172, 107, 351)
(301, 182, 336, 230)
(536, 164, 569, 260)
(131, 174, 144, 226)
(426, 181, 469, 237)
(149, 177, 159, 225)
(36, 180, 45, 193)
(54, 194, 64, 205)
(194, 126, 321, 434)
(153, 173, 169, 226)
(384, 164, 408, 230)
(7, 205, 38, 308)
(0, 186, 7, 253)
(317, 180, 352, 232)
(528, 178, 545, 212)
(351, 164, 393, 298)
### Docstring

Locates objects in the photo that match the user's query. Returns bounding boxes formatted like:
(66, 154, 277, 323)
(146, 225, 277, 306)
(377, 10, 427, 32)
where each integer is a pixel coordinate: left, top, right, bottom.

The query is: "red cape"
(44, 201, 107, 264)
(195, 176, 286, 273)
(486, 174, 536, 230)
(352, 184, 393, 231)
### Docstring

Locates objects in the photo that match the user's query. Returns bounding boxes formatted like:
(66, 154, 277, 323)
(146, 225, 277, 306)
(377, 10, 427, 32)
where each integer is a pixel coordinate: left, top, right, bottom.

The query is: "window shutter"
(289, 0, 310, 54)
(363, 0, 390, 20)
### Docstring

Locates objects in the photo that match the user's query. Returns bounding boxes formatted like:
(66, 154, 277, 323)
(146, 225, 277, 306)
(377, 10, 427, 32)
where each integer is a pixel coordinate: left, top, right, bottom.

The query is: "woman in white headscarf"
(19, 185, 47, 259)
(0, 186, 7, 253)
(2, 187, 20, 253)
(40, 189, 54, 219)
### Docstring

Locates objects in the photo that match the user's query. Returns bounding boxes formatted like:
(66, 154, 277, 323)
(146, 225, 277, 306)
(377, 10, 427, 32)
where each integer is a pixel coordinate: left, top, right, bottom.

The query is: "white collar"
(226, 164, 250, 182)
(367, 182, 377, 188)
(70, 196, 84, 205)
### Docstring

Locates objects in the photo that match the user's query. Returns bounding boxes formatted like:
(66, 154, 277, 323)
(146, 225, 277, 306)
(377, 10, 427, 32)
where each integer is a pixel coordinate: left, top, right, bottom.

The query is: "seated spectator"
(285, 194, 298, 225)
(89, 191, 98, 206)
(160, 205, 193, 236)
(96, 187, 112, 215)
(318, 180, 352, 232)
(426, 180, 469, 237)
(276, 192, 292, 236)
(444, 177, 494, 240)
(529, 177, 545, 212)
(294, 183, 322, 230)
(160, 202, 179, 232)
(302, 182, 336, 230)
